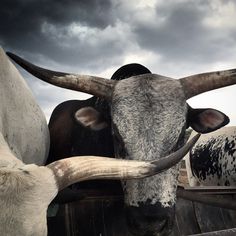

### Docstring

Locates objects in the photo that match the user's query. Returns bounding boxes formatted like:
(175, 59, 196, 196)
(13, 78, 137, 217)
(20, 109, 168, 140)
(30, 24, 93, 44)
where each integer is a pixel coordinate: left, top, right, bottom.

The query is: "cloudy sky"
(1, 0, 236, 124)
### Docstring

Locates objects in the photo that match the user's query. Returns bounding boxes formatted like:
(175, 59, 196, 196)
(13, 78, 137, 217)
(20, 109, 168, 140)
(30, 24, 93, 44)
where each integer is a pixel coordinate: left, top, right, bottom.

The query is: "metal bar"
(177, 187, 236, 211)
(184, 186, 236, 194)
(189, 227, 236, 235)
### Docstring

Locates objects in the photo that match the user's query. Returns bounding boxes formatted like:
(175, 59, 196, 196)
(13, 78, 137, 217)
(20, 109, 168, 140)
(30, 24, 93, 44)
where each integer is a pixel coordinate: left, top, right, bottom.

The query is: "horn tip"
(6, 51, 18, 61)
(193, 133, 201, 142)
(6, 51, 14, 57)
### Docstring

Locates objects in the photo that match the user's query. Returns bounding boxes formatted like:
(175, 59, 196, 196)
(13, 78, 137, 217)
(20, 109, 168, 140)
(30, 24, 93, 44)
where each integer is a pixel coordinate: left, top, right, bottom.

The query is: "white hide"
(0, 47, 49, 165)
(0, 47, 53, 236)
(184, 129, 200, 186)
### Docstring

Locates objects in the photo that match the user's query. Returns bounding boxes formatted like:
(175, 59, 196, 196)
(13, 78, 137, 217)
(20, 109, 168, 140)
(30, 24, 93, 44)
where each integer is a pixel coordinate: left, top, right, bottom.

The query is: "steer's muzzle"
(126, 203, 175, 236)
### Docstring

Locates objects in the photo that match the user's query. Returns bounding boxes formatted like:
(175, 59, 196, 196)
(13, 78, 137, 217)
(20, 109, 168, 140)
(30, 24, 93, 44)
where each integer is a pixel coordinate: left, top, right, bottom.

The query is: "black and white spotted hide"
(187, 127, 236, 187)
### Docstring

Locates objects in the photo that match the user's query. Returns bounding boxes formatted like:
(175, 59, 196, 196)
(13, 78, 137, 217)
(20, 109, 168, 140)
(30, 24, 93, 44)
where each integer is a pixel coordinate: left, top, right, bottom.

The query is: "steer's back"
(0, 47, 49, 165)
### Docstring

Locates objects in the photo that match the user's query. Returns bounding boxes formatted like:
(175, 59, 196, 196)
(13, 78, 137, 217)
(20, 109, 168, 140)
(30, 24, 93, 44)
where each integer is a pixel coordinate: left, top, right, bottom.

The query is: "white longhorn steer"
(0, 47, 199, 236)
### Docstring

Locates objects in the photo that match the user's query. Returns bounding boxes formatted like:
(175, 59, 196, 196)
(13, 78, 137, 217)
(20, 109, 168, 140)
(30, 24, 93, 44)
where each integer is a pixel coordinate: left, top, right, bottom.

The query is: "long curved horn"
(6, 52, 115, 100)
(180, 69, 236, 99)
(151, 133, 201, 173)
(47, 134, 200, 190)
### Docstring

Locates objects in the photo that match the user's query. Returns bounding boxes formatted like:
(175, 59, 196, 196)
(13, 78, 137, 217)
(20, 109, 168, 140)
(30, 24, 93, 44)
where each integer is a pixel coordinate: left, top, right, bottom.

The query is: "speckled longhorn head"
(7, 52, 235, 236)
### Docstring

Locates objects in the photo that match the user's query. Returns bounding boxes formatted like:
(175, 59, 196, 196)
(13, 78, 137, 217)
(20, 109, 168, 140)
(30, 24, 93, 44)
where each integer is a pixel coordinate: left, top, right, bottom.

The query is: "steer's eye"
(112, 123, 122, 142)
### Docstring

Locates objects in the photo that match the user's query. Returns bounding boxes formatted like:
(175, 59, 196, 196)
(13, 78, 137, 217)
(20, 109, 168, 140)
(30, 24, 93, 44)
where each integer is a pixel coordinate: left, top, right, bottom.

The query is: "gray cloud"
(2, 0, 236, 68)
(0, 0, 114, 41)
(0, 0, 123, 70)
(1, 0, 236, 123)
(132, 1, 236, 65)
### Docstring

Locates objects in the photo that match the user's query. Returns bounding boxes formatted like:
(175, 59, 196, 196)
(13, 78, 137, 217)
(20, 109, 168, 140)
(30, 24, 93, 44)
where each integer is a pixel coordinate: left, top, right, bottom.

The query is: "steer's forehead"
(111, 74, 187, 156)
(112, 74, 185, 100)
(111, 74, 186, 124)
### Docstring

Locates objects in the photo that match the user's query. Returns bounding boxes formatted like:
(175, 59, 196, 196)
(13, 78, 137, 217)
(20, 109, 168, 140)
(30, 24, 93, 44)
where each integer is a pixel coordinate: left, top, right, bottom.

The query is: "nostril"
(127, 218, 168, 236)
(146, 215, 167, 225)
(125, 205, 174, 236)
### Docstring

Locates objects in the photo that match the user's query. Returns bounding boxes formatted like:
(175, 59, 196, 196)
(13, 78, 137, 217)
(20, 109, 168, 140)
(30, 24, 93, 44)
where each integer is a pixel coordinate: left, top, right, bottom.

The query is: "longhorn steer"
(0, 47, 197, 236)
(7, 51, 236, 236)
(185, 127, 236, 186)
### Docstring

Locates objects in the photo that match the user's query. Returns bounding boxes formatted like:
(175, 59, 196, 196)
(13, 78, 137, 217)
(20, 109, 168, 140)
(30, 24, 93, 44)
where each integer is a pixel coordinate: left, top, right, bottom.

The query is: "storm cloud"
(0, 0, 236, 122)
(0, 0, 119, 69)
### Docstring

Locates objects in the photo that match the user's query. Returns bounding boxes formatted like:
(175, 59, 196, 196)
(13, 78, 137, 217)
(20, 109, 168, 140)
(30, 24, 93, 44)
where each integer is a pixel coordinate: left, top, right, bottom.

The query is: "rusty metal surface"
(47, 192, 236, 236)
(190, 228, 236, 235)
(47, 165, 236, 236)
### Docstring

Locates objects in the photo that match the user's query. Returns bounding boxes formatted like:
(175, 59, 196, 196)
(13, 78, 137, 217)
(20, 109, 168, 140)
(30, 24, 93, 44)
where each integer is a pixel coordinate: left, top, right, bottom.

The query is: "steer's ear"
(187, 105, 229, 133)
(74, 107, 108, 131)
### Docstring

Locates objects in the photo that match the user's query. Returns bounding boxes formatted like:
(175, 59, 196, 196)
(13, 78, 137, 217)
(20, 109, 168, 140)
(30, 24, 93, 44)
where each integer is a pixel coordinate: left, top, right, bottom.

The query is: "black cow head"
(7, 52, 233, 236)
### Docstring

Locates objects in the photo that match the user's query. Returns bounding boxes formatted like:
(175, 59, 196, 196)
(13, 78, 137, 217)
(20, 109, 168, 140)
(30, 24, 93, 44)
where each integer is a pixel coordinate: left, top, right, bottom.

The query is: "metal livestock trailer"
(48, 165, 236, 236)
(47, 165, 236, 236)
(47, 190, 236, 235)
